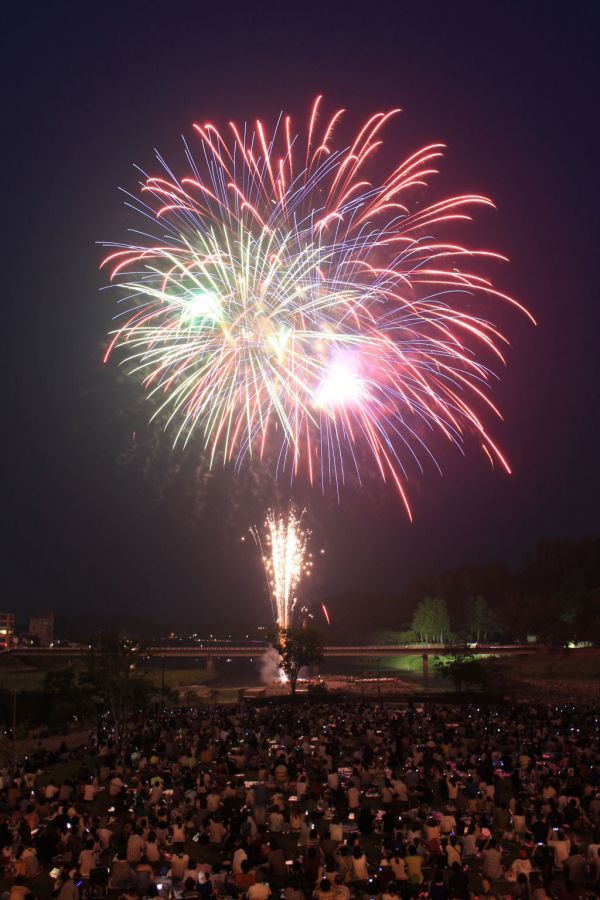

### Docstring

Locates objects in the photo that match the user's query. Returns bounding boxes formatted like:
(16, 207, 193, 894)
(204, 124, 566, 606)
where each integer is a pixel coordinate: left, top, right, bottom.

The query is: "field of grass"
(0, 663, 217, 693)
(494, 648, 600, 682)
(382, 649, 600, 682)
(366, 649, 600, 694)
(0, 670, 49, 690)
(384, 654, 427, 674)
(1, 649, 598, 695)
(146, 666, 217, 689)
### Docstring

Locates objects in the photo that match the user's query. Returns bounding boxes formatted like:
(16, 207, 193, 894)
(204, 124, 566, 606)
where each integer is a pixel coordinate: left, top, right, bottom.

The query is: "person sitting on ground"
(405, 845, 424, 885)
(381, 880, 399, 900)
(135, 855, 155, 894)
(513, 873, 530, 900)
(389, 852, 407, 883)
(8, 875, 31, 900)
(77, 838, 98, 881)
(350, 845, 368, 884)
(563, 846, 587, 887)
(110, 850, 137, 891)
(428, 869, 449, 900)
(247, 869, 271, 900)
(235, 858, 257, 892)
(445, 835, 462, 868)
(181, 876, 199, 900)
(447, 861, 469, 900)
(334, 846, 352, 884)
(548, 829, 570, 870)
(126, 826, 145, 864)
(557, 880, 582, 900)
(479, 876, 498, 899)
(314, 878, 332, 900)
(171, 850, 190, 882)
(481, 838, 503, 882)
(506, 847, 532, 882)
(304, 846, 323, 886)
(284, 875, 305, 900)
(198, 874, 214, 899)
(528, 873, 550, 900)
(55, 868, 79, 900)
(145, 830, 161, 867)
(425, 817, 442, 854)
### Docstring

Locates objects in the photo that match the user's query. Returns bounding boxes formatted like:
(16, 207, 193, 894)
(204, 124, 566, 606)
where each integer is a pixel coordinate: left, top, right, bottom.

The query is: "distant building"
(28, 610, 54, 647)
(0, 612, 15, 645)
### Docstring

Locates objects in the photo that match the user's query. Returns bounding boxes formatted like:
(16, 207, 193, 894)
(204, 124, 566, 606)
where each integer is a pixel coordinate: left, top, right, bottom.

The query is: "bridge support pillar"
(206, 655, 216, 674)
(422, 653, 429, 689)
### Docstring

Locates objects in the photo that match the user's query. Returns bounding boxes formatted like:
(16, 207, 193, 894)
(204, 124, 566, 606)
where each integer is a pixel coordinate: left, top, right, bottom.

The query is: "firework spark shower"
(103, 97, 533, 517)
(250, 506, 312, 634)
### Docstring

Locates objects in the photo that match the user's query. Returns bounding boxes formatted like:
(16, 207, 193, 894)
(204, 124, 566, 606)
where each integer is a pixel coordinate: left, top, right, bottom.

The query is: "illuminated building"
(0, 612, 15, 646)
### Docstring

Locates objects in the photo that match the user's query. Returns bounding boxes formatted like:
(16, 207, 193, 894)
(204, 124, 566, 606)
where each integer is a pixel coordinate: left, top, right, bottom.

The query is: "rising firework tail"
(250, 505, 312, 635)
(103, 97, 533, 517)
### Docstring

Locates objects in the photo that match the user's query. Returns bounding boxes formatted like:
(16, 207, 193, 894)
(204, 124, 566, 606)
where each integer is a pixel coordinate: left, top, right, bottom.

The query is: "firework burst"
(102, 97, 533, 516)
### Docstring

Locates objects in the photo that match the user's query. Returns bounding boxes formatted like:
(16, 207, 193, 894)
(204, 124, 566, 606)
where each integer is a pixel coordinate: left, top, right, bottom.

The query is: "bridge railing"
(3, 642, 539, 655)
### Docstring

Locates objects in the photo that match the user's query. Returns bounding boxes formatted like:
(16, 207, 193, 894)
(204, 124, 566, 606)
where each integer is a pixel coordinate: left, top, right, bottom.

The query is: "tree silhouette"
(434, 653, 484, 692)
(411, 597, 451, 643)
(465, 595, 499, 642)
(277, 626, 324, 696)
(82, 632, 154, 733)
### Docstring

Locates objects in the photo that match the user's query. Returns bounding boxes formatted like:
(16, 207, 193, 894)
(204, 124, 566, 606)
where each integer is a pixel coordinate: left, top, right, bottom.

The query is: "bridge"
(2, 642, 539, 658)
(3, 643, 541, 686)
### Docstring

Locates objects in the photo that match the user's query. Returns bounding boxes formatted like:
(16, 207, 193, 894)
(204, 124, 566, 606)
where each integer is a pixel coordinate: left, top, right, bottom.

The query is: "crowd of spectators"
(1, 699, 599, 900)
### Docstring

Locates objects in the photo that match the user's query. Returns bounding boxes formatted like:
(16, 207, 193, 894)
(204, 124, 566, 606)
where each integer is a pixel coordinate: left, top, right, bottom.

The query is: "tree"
(277, 626, 324, 696)
(43, 668, 78, 697)
(434, 653, 484, 692)
(411, 596, 451, 643)
(82, 632, 154, 733)
(465, 595, 499, 642)
(40, 668, 92, 729)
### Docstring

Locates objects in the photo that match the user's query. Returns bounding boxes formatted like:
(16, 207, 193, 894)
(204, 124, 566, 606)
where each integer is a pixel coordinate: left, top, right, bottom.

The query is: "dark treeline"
(17, 539, 600, 648)
(322, 538, 600, 645)
(0, 636, 158, 737)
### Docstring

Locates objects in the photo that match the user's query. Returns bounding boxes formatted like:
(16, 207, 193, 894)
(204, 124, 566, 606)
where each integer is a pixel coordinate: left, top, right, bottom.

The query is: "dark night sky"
(3, 1, 599, 627)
